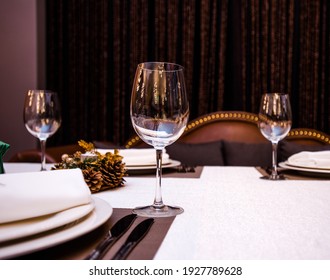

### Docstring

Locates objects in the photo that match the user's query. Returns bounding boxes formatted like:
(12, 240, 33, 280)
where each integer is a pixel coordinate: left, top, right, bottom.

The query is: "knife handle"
(112, 242, 135, 260)
(85, 235, 115, 260)
(111, 218, 154, 260)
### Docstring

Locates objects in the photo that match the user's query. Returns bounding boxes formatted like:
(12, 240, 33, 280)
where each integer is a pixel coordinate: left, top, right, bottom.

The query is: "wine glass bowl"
(23, 90, 61, 171)
(258, 92, 292, 180)
(258, 117, 291, 143)
(130, 62, 189, 217)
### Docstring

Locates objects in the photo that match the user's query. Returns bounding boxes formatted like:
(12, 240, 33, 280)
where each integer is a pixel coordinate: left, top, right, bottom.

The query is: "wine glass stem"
(271, 142, 278, 176)
(153, 149, 165, 209)
(40, 139, 47, 171)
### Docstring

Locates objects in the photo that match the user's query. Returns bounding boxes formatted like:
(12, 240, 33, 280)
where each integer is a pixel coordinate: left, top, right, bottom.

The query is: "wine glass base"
(260, 174, 285, 180)
(132, 205, 184, 218)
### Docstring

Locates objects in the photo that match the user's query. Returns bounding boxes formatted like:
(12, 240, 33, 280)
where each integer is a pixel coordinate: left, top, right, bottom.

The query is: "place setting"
(279, 151, 330, 179)
(0, 166, 176, 260)
(0, 90, 115, 259)
(94, 147, 203, 178)
(96, 148, 181, 174)
(0, 169, 112, 259)
(255, 93, 330, 180)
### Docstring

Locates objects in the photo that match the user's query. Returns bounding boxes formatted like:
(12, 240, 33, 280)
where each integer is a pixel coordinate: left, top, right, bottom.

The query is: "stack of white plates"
(279, 151, 330, 176)
(0, 197, 111, 259)
(97, 148, 181, 172)
(0, 170, 112, 259)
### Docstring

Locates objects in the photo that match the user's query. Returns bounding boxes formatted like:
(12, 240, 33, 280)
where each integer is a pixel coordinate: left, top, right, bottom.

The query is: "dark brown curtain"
(46, 0, 329, 146)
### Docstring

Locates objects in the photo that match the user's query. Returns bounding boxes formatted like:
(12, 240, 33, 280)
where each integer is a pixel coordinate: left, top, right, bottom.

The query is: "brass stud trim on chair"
(125, 111, 330, 148)
(125, 111, 261, 148)
(186, 111, 260, 131)
(287, 129, 330, 144)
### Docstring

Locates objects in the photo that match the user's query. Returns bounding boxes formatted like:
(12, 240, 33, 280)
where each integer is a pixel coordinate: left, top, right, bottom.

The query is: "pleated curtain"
(46, 0, 330, 146)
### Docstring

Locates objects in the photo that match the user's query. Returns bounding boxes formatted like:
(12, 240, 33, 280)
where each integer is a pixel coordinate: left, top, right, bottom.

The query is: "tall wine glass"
(258, 92, 292, 180)
(130, 62, 189, 217)
(23, 90, 62, 171)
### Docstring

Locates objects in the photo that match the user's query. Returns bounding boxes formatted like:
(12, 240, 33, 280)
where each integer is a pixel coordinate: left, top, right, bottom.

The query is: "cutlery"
(112, 218, 154, 260)
(85, 213, 137, 260)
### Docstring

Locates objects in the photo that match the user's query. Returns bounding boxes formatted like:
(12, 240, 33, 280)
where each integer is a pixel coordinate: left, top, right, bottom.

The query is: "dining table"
(2, 162, 330, 261)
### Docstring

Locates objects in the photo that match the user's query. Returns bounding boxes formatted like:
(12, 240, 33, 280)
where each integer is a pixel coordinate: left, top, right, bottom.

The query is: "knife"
(85, 213, 137, 260)
(112, 218, 154, 260)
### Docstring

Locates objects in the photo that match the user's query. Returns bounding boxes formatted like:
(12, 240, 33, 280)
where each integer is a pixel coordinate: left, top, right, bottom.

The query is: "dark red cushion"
(222, 141, 272, 166)
(279, 140, 330, 162)
(166, 141, 224, 166)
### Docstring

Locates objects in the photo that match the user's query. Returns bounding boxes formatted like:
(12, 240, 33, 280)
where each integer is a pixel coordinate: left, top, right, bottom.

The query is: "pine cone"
(99, 158, 126, 190)
(52, 142, 127, 193)
(82, 167, 103, 193)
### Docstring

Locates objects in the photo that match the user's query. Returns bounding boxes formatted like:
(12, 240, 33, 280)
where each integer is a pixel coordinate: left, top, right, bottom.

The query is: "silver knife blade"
(112, 218, 154, 260)
(85, 213, 137, 260)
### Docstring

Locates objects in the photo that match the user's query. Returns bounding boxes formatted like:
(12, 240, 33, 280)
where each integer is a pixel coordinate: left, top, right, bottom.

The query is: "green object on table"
(0, 141, 10, 174)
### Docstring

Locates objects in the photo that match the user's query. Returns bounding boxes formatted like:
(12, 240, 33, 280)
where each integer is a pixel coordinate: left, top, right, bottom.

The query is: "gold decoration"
(52, 140, 126, 193)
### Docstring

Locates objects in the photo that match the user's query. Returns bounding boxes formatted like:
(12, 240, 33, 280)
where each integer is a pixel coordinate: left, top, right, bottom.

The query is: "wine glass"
(23, 90, 62, 171)
(258, 92, 292, 180)
(130, 62, 189, 217)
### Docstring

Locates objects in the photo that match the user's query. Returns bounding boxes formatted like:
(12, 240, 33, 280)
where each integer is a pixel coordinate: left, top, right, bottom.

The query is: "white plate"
(0, 202, 95, 243)
(286, 161, 330, 171)
(126, 159, 181, 170)
(279, 161, 330, 175)
(0, 197, 112, 259)
(125, 157, 172, 167)
(96, 148, 171, 167)
(286, 151, 330, 170)
(126, 159, 181, 174)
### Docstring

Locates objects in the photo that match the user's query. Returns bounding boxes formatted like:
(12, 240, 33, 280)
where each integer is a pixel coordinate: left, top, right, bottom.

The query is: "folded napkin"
(0, 169, 92, 224)
(0, 141, 10, 174)
(97, 148, 170, 166)
(287, 151, 330, 169)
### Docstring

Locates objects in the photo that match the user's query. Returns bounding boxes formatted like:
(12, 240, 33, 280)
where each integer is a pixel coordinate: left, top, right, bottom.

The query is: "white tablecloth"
(3, 162, 330, 260)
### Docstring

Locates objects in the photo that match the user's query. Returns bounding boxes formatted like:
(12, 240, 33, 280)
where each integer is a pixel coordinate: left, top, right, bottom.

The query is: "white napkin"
(97, 148, 170, 166)
(0, 169, 92, 224)
(287, 151, 330, 169)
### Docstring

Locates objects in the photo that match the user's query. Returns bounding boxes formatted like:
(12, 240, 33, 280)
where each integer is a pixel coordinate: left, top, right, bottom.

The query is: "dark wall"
(0, 0, 39, 160)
